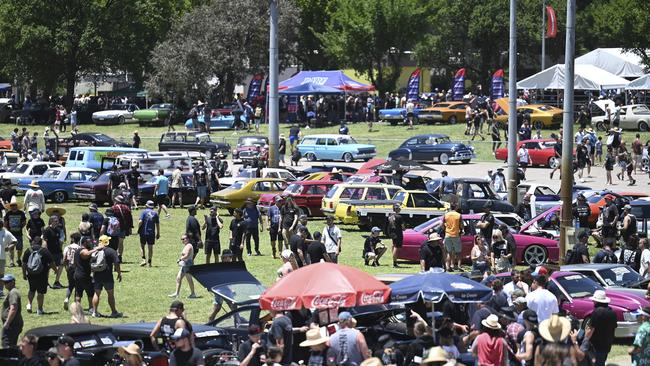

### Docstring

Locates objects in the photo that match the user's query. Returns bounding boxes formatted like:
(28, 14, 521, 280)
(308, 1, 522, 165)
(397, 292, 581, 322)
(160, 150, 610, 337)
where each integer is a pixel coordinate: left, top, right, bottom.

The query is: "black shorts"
(392, 237, 403, 248)
(155, 194, 168, 206)
(205, 240, 220, 257)
(74, 276, 93, 299)
(602, 225, 617, 239)
(93, 279, 114, 291)
(269, 226, 282, 242)
(51, 252, 63, 266)
(170, 187, 181, 194)
(130, 187, 138, 197)
(27, 274, 48, 294)
(518, 162, 528, 168)
(230, 242, 243, 255)
(140, 235, 155, 246)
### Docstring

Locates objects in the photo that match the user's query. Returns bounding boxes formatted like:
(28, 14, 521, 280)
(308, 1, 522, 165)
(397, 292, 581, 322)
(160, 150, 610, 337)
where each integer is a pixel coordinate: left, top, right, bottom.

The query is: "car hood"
(378, 108, 405, 115)
(603, 289, 650, 310)
(258, 193, 279, 205)
(93, 110, 129, 117)
(188, 262, 265, 305)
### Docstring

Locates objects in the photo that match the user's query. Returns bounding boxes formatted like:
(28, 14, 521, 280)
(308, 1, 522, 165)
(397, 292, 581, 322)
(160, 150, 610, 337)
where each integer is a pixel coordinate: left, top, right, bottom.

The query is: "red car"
(257, 180, 338, 217)
(399, 214, 559, 266)
(495, 139, 559, 168)
(231, 135, 268, 162)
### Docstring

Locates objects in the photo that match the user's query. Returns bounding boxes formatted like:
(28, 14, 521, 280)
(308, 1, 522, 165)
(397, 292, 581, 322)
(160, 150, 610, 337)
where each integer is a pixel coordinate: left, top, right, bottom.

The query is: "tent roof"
(517, 64, 630, 90)
(278, 82, 343, 95)
(575, 48, 646, 78)
(280, 70, 375, 92)
(626, 74, 650, 90)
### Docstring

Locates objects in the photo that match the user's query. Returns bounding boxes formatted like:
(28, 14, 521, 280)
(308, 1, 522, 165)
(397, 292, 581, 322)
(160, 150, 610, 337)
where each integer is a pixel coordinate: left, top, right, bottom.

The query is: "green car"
(134, 103, 185, 127)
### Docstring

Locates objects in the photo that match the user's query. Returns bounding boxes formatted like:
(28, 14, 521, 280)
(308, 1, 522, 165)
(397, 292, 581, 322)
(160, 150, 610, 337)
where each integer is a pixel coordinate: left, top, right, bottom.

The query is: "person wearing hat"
(132, 130, 141, 148)
(587, 290, 617, 365)
(137, 200, 160, 267)
(600, 195, 618, 245)
(1, 274, 22, 347)
(118, 342, 145, 366)
(57, 335, 80, 365)
(125, 163, 141, 209)
(629, 307, 650, 365)
(193, 162, 210, 209)
(266, 196, 284, 259)
(322, 215, 342, 263)
(421, 346, 450, 366)
(243, 198, 264, 257)
(203, 206, 223, 264)
(239, 324, 267, 366)
(525, 275, 558, 323)
(420, 231, 444, 272)
(387, 204, 405, 268)
(23, 180, 45, 214)
(620, 204, 638, 244)
(4, 196, 25, 268)
(538, 314, 571, 345)
(276, 249, 296, 280)
(90, 235, 122, 318)
(168, 328, 204, 366)
(278, 133, 286, 166)
(515, 310, 540, 366)
(42, 215, 65, 289)
(150, 300, 192, 352)
(472, 314, 507, 366)
(329, 311, 370, 365)
(363, 226, 386, 267)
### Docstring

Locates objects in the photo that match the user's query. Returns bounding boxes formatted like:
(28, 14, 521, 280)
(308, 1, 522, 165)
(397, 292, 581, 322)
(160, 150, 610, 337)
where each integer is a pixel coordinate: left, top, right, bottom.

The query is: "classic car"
(219, 168, 296, 189)
(73, 169, 154, 205)
(426, 177, 515, 214)
(137, 173, 197, 205)
(377, 107, 422, 126)
(158, 131, 230, 159)
(548, 271, 650, 338)
(495, 139, 560, 168)
(211, 178, 288, 212)
(11, 103, 55, 124)
(294, 164, 358, 178)
(185, 114, 241, 131)
(417, 101, 468, 125)
(0, 161, 61, 186)
(297, 134, 377, 163)
(399, 214, 560, 265)
(74, 102, 105, 124)
(92, 103, 139, 125)
(321, 182, 404, 215)
(561, 264, 649, 298)
(232, 135, 269, 162)
(388, 134, 475, 165)
(66, 132, 132, 147)
(257, 180, 339, 216)
(134, 103, 186, 127)
(519, 205, 561, 239)
(592, 103, 650, 132)
(631, 199, 650, 238)
(17, 167, 98, 203)
(494, 98, 563, 130)
(585, 190, 648, 227)
(516, 183, 562, 218)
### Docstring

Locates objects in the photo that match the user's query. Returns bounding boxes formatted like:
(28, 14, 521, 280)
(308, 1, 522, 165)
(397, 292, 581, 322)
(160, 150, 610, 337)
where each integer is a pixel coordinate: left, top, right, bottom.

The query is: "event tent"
(517, 64, 629, 90)
(626, 74, 650, 90)
(0, 83, 10, 91)
(575, 48, 646, 78)
(278, 82, 342, 95)
(279, 70, 375, 91)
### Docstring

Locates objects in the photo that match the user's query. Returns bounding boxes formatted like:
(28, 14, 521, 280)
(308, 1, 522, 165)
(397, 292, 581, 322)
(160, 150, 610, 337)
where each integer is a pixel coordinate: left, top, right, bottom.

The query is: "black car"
(12, 103, 55, 125)
(388, 134, 476, 165)
(294, 164, 358, 177)
(427, 177, 515, 213)
(75, 103, 105, 124)
(0, 102, 15, 123)
(67, 132, 132, 147)
(158, 132, 230, 159)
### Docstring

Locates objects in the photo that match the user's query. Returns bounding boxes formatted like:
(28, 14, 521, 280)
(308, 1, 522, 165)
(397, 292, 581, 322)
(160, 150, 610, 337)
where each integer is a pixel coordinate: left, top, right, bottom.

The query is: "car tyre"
(448, 116, 457, 125)
(639, 121, 649, 132)
(596, 121, 607, 132)
(390, 121, 398, 126)
(343, 152, 353, 163)
(118, 116, 125, 125)
(548, 157, 559, 169)
(305, 153, 317, 162)
(52, 191, 67, 204)
(523, 244, 548, 266)
(533, 121, 543, 130)
(461, 159, 470, 164)
(439, 153, 449, 165)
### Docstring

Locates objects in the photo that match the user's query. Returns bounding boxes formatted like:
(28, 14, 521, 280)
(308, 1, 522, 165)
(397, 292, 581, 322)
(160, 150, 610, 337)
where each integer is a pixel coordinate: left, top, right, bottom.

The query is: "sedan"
(211, 178, 287, 212)
(399, 214, 559, 266)
(17, 167, 98, 203)
(388, 134, 475, 165)
(67, 132, 132, 147)
(92, 103, 139, 125)
(561, 264, 649, 297)
(495, 139, 559, 168)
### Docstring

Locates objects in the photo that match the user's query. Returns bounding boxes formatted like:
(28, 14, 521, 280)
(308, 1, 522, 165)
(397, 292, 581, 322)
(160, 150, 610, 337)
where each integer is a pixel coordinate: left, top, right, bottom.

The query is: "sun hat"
(590, 290, 611, 304)
(300, 328, 330, 347)
(28, 180, 40, 188)
(117, 343, 141, 357)
(98, 235, 111, 247)
(421, 346, 449, 364)
(46, 206, 66, 216)
(481, 314, 501, 330)
(539, 314, 571, 343)
(623, 204, 631, 211)
(145, 200, 154, 208)
(428, 232, 442, 242)
(280, 249, 293, 260)
(513, 297, 528, 305)
(4, 196, 22, 210)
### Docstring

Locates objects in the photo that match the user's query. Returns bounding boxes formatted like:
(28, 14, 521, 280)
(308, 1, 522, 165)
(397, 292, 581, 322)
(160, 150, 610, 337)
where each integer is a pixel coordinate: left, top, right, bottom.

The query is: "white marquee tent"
(575, 48, 646, 78)
(517, 64, 630, 90)
(626, 74, 650, 90)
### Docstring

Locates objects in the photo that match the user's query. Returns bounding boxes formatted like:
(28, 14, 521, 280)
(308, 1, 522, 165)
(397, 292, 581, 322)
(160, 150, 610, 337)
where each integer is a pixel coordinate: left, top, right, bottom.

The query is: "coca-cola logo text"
(359, 291, 385, 305)
(270, 297, 297, 310)
(310, 294, 348, 308)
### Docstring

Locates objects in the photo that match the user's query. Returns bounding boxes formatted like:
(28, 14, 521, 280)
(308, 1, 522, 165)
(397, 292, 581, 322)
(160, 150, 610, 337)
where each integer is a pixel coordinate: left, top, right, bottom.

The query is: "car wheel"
(118, 116, 125, 125)
(343, 152, 353, 163)
(548, 156, 559, 169)
(448, 116, 457, 125)
(390, 121, 398, 126)
(523, 244, 548, 265)
(533, 121, 543, 130)
(461, 159, 470, 164)
(439, 153, 449, 165)
(639, 121, 649, 132)
(52, 191, 67, 203)
(305, 153, 317, 162)
(596, 121, 607, 132)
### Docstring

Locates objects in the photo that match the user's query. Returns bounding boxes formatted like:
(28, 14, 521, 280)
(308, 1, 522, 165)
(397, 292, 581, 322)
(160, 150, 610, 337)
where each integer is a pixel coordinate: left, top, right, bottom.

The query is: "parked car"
(134, 103, 186, 127)
(321, 182, 404, 215)
(377, 107, 421, 126)
(297, 134, 377, 163)
(294, 164, 358, 177)
(17, 167, 98, 203)
(185, 114, 241, 130)
(631, 199, 650, 238)
(219, 168, 296, 189)
(388, 134, 475, 165)
(65, 132, 132, 147)
(92, 103, 139, 125)
(0, 161, 62, 186)
(258, 180, 339, 217)
(494, 99, 563, 130)
(138, 173, 197, 205)
(427, 177, 515, 214)
(74, 102, 105, 124)
(561, 264, 648, 297)
(548, 271, 650, 338)
(399, 214, 560, 265)
(0, 102, 15, 123)
(495, 139, 560, 168)
(158, 131, 230, 159)
(11, 103, 55, 124)
(211, 178, 288, 212)
(592, 103, 650, 132)
(23, 324, 117, 365)
(232, 135, 268, 163)
(73, 169, 154, 205)
(417, 101, 468, 125)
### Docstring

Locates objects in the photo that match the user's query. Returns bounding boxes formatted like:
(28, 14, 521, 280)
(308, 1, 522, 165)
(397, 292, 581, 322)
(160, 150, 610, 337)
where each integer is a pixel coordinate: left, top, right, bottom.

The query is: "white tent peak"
(517, 64, 630, 91)
(575, 48, 646, 78)
(627, 74, 650, 90)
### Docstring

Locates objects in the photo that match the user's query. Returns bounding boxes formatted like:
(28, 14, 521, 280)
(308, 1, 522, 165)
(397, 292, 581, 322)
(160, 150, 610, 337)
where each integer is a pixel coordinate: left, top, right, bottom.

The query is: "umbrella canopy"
(389, 270, 493, 304)
(279, 82, 343, 95)
(375, 159, 436, 171)
(259, 262, 391, 311)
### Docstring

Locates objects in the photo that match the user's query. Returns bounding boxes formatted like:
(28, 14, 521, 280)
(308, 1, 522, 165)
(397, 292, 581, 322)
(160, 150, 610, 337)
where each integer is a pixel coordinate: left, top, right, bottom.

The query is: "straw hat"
(481, 314, 501, 330)
(28, 180, 40, 188)
(4, 196, 22, 210)
(98, 235, 111, 247)
(117, 343, 141, 358)
(360, 358, 383, 366)
(46, 206, 67, 216)
(590, 290, 611, 304)
(539, 314, 571, 343)
(422, 347, 449, 364)
(299, 328, 329, 347)
(428, 232, 442, 242)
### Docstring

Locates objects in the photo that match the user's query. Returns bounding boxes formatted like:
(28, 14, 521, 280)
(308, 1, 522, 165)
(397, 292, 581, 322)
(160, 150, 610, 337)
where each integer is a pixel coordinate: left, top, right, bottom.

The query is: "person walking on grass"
(267, 197, 283, 258)
(138, 200, 160, 267)
(4, 197, 26, 268)
(322, 216, 342, 263)
(387, 204, 404, 268)
(154, 169, 171, 219)
(42, 216, 64, 289)
(203, 207, 223, 264)
(73, 238, 98, 310)
(21, 237, 54, 315)
(1, 274, 22, 348)
(170, 166, 184, 209)
(442, 202, 462, 272)
(169, 234, 197, 299)
(243, 199, 263, 257)
(62, 233, 82, 311)
(0, 220, 17, 298)
(90, 235, 122, 318)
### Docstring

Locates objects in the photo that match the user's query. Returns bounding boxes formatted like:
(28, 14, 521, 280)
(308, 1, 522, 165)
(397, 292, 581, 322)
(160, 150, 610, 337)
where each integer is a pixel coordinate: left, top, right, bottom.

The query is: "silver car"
(561, 263, 648, 298)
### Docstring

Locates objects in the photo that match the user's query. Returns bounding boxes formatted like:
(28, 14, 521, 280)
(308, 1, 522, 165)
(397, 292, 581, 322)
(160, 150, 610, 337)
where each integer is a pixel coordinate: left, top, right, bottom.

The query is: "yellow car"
(322, 182, 404, 217)
(494, 98, 563, 129)
(211, 178, 288, 212)
(417, 101, 468, 125)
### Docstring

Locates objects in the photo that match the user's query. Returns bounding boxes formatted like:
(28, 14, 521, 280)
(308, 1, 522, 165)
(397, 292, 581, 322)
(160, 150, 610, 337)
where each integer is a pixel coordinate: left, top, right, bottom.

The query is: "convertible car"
(185, 114, 241, 130)
(495, 139, 559, 168)
(377, 107, 421, 125)
(134, 103, 186, 127)
(388, 134, 475, 165)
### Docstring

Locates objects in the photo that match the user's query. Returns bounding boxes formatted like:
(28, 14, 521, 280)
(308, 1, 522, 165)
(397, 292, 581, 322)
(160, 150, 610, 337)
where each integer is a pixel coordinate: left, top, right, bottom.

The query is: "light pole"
(507, 0, 518, 206)
(268, 0, 279, 168)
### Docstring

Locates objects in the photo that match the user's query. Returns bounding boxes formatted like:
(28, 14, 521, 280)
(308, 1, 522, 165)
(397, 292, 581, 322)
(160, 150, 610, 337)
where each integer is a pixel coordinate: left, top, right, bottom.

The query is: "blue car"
(18, 167, 99, 203)
(377, 107, 421, 125)
(297, 134, 377, 163)
(184, 114, 245, 130)
(388, 134, 475, 165)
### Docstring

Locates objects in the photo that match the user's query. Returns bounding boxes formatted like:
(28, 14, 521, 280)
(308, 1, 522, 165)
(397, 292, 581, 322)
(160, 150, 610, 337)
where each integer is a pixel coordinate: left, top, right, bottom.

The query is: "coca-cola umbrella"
(259, 262, 391, 311)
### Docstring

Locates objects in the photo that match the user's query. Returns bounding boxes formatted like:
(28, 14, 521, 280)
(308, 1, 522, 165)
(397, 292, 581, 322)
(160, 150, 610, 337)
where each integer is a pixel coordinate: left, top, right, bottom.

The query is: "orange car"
(585, 191, 649, 227)
(494, 98, 563, 130)
(417, 101, 468, 125)
(0, 136, 12, 151)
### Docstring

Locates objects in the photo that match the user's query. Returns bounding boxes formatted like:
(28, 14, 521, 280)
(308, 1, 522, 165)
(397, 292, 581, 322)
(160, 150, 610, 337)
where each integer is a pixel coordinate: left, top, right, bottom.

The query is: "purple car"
(548, 271, 650, 338)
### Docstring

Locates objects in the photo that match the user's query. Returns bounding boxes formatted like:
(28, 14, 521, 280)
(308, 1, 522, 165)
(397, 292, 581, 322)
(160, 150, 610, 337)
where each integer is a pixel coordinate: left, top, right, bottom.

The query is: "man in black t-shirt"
(269, 311, 296, 365)
(108, 165, 123, 201)
(125, 166, 141, 209)
(42, 216, 63, 288)
(290, 228, 309, 267)
(306, 232, 330, 264)
(420, 233, 444, 272)
(186, 206, 201, 257)
(550, 137, 562, 179)
(238, 324, 267, 366)
(203, 207, 223, 264)
(477, 201, 495, 246)
(229, 209, 247, 261)
(91, 235, 122, 318)
(193, 163, 209, 209)
(280, 198, 298, 244)
(388, 205, 404, 268)
(21, 237, 54, 315)
(363, 227, 386, 267)
(568, 231, 590, 264)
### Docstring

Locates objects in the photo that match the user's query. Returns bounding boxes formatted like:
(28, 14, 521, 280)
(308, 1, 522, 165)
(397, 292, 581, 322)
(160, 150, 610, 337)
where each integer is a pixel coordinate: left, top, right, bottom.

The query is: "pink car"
(399, 214, 559, 265)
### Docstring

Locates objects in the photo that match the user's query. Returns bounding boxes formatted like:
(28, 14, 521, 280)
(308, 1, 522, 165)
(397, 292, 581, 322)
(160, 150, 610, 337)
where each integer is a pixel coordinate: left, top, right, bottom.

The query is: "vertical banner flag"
(264, 76, 270, 123)
(546, 5, 557, 38)
(406, 68, 421, 101)
(287, 95, 298, 114)
(490, 69, 505, 100)
(452, 68, 466, 101)
(247, 74, 264, 103)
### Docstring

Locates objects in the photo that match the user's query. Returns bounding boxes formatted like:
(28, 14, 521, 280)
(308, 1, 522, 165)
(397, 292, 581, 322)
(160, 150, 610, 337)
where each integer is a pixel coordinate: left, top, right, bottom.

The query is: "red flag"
(546, 5, 557, 38)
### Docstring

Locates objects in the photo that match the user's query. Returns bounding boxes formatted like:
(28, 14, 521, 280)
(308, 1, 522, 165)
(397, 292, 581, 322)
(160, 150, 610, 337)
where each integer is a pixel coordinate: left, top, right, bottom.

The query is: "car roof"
(454, 177, 488, 183)
(302, 134, 355, 139)
(49, 167, 97, 173)
(335, 182, 403, 189)
(408, 134, 449, 139)
(291, 180, 338, 186)
(27, 323, 112, 337)
(239, 135, 267, 140)
(68, 146, 145, 152)
(562, 264, 629, 271)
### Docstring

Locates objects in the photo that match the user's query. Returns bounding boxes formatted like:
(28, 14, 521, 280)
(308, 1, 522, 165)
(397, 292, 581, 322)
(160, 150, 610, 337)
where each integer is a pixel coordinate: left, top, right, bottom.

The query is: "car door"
(63, 171, 86, 192)
(464, 183, 492, 213)
(325, 138, 340, 160)
(404, 137, 425, 161)
(184, 134, 200, 152)
(460, 219, 477, 261)
(524, 142, 542, 165)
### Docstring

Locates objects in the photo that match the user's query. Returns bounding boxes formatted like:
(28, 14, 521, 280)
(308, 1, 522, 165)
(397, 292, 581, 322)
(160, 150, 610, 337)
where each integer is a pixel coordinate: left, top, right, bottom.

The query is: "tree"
(294, 0, 338, 70)
(317, 0, 431, 95)
(146, 0, 299, 105)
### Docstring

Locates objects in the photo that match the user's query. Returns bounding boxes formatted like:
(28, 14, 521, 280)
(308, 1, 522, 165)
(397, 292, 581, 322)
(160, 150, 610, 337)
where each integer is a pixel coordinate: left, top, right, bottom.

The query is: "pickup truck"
(335, 190, 448, 230)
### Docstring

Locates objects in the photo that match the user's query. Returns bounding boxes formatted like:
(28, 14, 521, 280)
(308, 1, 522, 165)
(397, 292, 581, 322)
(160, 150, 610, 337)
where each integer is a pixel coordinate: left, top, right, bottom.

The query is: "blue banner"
(490, 69, 505, 100)
(452, 68, 465, 101)
(406, 68, 421, 101)
(247, 74, 264, 103)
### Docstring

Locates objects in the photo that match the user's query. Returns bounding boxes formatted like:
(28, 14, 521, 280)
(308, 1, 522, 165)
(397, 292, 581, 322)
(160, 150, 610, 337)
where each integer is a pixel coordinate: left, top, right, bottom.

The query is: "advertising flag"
(490, 69, 505, 100)
(287, 95, 299, 114)
(247, 74, 264, 103)
(452, 68, 466, 101)
(406, 68, 421, 101)
(546, 5, 557, 38)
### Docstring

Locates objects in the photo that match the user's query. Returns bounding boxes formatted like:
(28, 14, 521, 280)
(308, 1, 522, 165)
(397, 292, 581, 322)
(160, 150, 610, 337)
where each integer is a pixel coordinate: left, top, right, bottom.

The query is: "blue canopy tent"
(279, 70, 374, 92)
(278, 82, 343, 95)
(389, 270, 493, 304)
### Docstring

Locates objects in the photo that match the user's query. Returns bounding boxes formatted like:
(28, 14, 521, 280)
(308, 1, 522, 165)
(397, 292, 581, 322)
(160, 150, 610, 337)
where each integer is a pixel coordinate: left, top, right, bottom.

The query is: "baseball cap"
(57, 336, 75, 348)
(0, 274, 15, 282)
(338, 311, 353, 321)
(171, 328, 190, 341)
(513, 297, 527, 305)
(371, 227, 381, 233)
(88, 203, 98, 211)
(522, 309, 538, 324)
(248, 324, 263, 336)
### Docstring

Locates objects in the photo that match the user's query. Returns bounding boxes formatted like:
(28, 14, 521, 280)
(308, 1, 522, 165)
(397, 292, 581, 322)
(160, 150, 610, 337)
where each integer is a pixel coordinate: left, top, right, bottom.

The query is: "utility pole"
(541, 0, 546, 71)
(268, 0, 279, 168)
(507, 0, 518, 206)
(559, 0, 576, 264)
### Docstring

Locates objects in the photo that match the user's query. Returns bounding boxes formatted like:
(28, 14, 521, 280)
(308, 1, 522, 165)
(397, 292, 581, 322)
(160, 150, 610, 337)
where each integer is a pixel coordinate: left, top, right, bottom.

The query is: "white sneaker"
(26, 303, 32, 313)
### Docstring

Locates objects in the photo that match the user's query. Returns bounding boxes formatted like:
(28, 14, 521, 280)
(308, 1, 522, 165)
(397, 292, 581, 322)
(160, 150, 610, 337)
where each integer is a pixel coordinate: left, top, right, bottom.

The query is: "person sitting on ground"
(420, 232, 444, 272)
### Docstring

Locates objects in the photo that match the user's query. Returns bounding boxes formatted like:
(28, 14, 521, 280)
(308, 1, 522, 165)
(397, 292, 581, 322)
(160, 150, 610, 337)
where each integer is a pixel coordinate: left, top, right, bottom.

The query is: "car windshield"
(92, 134, 113, 142)
(536, 186, 556, 196)
(284, 183, 303, 195)
(198, 134, 212, 143)
(240, 137, 266, 146)
(10, 164, 29, 174)
(414, 217, 442, 233)
(556, 274, 604, 298)
(597, 266, 642, 287)
(536, 105, 556, 111)
(41, 170, 61, 179)
(429, 137, 451, 144)
(338, 137, 358, 144)
(228, 181, 246, 190)
(238, 170, 254, 179)
(211, 283, 266, 305)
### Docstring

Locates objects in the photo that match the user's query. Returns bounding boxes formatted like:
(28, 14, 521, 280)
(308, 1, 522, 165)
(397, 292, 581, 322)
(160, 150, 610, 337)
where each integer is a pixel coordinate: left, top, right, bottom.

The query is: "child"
(595, 136, 603, 164)
(290, 148, 301, 167)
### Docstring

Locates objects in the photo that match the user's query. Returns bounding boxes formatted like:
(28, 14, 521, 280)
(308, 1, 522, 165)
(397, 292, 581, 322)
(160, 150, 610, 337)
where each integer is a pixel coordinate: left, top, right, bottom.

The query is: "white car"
(0, 162, 62, 186)
(591, 100, 650, 132)
(92, 103, 139, 125)
(219, 168, 296, 188)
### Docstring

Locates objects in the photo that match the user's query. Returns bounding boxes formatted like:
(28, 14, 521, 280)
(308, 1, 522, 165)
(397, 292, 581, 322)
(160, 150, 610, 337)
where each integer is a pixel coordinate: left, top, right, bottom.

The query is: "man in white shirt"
(525, 275, 558, 322)
(503, 270, 529, 305)
(0, 220, 17, 297)
(321, 216, 342, 263)
(23, 180, 45, 214)
(639, 238, 650, 279)
(517, 145, 530, 175)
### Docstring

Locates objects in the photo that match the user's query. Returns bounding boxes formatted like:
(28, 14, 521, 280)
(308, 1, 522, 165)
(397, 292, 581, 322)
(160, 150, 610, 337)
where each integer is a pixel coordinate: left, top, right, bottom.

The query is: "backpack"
(26, 248, 44, 275)
(90, 250, 107, 272)
(601, 249, 617, 264)
(565, 249, 581, 265)
(106, 216, 120, 236)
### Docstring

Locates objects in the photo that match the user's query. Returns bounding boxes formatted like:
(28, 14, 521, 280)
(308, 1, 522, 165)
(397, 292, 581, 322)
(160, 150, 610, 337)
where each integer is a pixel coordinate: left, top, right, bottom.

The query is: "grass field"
(0, 119, 639, 360)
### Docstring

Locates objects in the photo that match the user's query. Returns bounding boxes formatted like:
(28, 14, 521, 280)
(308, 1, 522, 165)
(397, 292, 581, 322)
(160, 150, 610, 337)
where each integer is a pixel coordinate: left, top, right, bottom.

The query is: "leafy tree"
(317, 0, 430, 94)
(294, 0, 337, 70)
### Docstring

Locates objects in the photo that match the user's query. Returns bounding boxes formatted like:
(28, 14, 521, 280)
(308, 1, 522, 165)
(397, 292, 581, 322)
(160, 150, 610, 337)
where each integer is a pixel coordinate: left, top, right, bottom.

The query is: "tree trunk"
(64, 71, 76, 112)
(224, 72, 235, 103)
